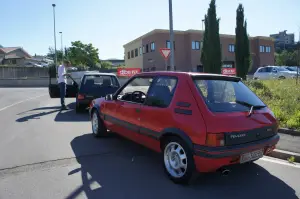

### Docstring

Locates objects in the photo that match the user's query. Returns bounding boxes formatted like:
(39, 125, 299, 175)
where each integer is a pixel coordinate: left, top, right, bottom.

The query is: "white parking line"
(261, 156, 300, 168)
(0, 94, 47, 112)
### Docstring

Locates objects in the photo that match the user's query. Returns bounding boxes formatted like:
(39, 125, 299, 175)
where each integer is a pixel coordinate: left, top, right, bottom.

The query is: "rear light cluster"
(206, 133, 225, 147)
(89, 100, 95, 109)
(77, 94, 85, 100)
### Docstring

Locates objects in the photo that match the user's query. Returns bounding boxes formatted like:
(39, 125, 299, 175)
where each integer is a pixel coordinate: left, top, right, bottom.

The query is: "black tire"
(91, 110, 108, 138)
(161, 136, 196, 185)
(75, 103, 85, 113)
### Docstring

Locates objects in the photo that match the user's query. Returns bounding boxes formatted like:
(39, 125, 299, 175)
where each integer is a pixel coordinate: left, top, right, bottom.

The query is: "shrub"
(245, 79, 300, 130)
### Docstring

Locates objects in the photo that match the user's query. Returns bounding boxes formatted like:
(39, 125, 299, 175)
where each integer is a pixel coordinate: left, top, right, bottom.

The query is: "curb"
(267, 149, 300, 163)
(278, 128, 300, 136)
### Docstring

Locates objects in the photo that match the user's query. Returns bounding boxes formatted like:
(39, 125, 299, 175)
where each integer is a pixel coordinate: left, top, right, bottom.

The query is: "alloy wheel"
(164, 142, 188, 178)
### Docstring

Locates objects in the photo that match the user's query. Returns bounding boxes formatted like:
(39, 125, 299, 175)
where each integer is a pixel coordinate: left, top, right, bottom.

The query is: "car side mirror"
(105, 94, 114, 101)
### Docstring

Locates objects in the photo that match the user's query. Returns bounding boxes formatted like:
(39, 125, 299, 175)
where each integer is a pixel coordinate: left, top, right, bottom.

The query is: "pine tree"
(201, 0, 222, 74)
(235, 4, 250, 79)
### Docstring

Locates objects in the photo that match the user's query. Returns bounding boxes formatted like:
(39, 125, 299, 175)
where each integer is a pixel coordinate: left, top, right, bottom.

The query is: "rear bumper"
(77, 99, 91, 107)
(193, 134, 280, 172)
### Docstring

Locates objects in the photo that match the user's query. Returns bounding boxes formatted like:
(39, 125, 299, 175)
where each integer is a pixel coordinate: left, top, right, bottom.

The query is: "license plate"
(240, 149, 263, 164)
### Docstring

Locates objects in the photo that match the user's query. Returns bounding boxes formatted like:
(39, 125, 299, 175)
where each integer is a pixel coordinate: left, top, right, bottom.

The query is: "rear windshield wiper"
(235, 100, 266, 117)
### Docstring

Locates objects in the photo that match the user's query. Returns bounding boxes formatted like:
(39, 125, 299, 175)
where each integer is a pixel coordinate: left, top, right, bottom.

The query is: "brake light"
(206, 133, 225, 147)
(78, 94, 85, 100)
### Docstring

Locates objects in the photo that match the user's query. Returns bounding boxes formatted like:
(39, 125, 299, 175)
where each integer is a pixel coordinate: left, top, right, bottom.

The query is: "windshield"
(276, 67, 289, 72)
(193, 78, 266, 113)
(286, 67, 297, 71)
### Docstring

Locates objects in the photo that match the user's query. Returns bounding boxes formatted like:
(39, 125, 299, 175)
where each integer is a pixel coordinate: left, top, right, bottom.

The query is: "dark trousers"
(59, 82, 66, 107)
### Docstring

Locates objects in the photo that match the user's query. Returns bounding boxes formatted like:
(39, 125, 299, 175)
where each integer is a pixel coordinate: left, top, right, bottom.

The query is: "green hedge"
(245, 79, 300, 130)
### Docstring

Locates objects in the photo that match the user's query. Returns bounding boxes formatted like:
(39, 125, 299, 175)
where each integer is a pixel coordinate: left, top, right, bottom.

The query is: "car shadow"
(67, 133, 298, 199)
(16, 102, 90, 123)
(54, 103, 90, 122)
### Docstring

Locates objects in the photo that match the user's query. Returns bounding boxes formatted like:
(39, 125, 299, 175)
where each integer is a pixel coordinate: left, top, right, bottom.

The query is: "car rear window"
(193, 78, 266, 113)
(82, 75, 119, 90)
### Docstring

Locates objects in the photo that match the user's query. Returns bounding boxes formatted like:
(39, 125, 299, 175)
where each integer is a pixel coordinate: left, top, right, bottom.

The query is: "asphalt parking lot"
(0, 88, 299, 199)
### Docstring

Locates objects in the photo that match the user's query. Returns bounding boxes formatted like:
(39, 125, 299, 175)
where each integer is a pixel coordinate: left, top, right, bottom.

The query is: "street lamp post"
(59, 31, 63, 61)
(52, 4, 57, 71)
(202, 19, 204, 30)
(168, 0, 175, 71)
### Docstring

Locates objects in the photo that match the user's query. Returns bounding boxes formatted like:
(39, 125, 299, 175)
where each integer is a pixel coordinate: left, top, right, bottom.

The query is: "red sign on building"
(117, 68, 141, 77)
(222, 68, 236, 76)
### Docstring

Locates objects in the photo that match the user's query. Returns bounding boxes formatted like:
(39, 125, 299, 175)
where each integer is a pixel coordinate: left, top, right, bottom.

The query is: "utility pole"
(202, 19, 204, 31)
(59, 32, 63, 61)
(168, 0, 175, 71)
(52, 4, 57, 72)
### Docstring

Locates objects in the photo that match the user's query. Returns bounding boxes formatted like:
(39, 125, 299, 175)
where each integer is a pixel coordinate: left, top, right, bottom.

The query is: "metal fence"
(0, 67, 49, 79)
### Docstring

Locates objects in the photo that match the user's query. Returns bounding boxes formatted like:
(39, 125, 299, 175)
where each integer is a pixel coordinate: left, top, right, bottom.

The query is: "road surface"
(0, 88, 299, 199)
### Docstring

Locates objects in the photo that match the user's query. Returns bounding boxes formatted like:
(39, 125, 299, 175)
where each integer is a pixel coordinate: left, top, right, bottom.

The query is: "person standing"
(57, 60, 70, 110)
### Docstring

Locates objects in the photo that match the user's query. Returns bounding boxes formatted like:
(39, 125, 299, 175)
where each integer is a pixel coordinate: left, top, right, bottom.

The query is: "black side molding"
(174, 108, 192, 115)
(176, 102, 191, 108)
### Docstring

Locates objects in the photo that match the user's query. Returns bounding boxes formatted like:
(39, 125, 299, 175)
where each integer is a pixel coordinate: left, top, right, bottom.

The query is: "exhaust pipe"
(219, 168, 230, 176)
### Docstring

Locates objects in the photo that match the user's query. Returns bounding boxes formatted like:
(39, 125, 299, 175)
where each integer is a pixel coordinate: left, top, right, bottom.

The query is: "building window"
(228, 44, 235, 52)
(146, 44, 149, 53)
(135, 48, 138, 57)
(127, 52, 130, 59)
(12, 59, 17, 64)
(131, 50, 134, 58)
(139, 47, 142, 55)
(266, 46, 271, 53)
(260, 46, 265, 53)
(142, 45, 145, 54)
(192, 41, 200, 50)
(166, 40, 176, 50)
(150, 42, 155, 52)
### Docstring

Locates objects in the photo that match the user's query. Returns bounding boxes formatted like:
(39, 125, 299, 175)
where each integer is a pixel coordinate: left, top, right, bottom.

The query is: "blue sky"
(0, 0, 299, 59)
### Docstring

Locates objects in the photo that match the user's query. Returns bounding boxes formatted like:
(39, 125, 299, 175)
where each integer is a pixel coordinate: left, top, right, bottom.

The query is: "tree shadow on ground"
(16, 102, 90, 122)
(67, 133, 298, 199)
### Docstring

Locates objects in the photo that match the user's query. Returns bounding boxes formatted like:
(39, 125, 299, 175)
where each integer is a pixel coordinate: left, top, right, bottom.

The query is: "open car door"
(48, 66, 79, 98)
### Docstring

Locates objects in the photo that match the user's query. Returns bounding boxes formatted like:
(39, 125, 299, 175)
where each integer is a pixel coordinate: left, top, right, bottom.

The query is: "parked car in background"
(89, 71, 279, 184)
(76, 73, 120, 113)
(253, 66, 297, 80)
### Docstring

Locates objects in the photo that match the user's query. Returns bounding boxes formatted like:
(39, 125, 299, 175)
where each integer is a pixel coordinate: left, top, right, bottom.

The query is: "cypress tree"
(235, 4, 250, 79)
(201, 0, 222, 74)
(201, 15, 209, 71)
(243, 21, 251, 76)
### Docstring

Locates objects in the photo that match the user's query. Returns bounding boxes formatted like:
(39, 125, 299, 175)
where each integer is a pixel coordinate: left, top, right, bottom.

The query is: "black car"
(76, 73, 120, 113)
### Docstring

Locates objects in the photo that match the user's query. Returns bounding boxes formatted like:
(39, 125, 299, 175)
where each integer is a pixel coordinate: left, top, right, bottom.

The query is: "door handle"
(135, 108, 141, 113)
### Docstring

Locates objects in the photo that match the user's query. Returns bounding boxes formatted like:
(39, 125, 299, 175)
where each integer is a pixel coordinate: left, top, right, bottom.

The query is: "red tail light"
(206, 133, 225, 147)
(77, 94, 85, 100)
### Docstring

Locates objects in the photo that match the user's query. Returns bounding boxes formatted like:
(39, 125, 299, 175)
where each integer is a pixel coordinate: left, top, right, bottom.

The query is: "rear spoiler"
(190, 74, 242, 82)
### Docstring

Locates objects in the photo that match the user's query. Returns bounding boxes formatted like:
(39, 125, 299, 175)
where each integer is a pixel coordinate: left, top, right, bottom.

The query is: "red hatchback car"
(89, 72, 280, 184)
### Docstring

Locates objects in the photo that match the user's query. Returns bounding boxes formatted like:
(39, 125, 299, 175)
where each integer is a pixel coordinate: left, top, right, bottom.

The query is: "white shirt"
(57, 65, 67, 83)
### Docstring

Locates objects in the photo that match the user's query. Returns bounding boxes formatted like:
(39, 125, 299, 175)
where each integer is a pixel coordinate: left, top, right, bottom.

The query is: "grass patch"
(245, 79, 300, 131)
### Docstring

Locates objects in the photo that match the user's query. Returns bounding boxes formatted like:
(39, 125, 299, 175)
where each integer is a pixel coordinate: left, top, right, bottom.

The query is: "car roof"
(83, 72, 117, 76)
(136, 71, 241, 81)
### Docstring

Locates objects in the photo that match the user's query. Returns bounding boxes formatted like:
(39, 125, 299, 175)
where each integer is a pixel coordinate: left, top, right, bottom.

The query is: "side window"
(258, 68, 267, 73)
(266, 67, 273, 73)
(145, 76, 177, 108)
(118, 77, 153, 103)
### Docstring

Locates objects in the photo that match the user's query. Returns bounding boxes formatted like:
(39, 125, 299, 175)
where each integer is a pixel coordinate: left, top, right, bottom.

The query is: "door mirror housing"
(105, 94, 114, 101)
